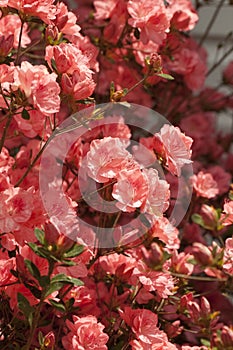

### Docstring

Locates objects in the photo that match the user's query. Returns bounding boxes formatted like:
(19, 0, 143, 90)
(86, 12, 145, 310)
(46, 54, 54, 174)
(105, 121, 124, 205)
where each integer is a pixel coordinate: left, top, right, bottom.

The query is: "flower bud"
(44, 331, 55, 349)
(200, 204, 219, 230)
(200, 296, 211, 317)
(221, 326, 233, 347)
(0, 34, 14, 58)
(192, 242, 213, 266)
(45, 24, 59, 44)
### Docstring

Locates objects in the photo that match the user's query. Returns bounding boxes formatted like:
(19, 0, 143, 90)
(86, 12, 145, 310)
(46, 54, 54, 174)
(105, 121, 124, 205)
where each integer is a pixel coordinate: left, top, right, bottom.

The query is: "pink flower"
(120, 307, 176, 349)
(167, 0, 199, 31)
(45, 43, 91, 75)
(54, 2, 81, 38)
(94, 0, 118, 20)
(154, 124, 193, 176)
(132, 264, 174, 298)
(191, 171, 219, 198)
(61, 70, 96, 101)
(150, 217, 180, 250)
(0, 13, 31, 48)
(14, 61, 60, 115)
(142, 168, 170, 216)
(62, 315, 109, 350)
(223, 237, 233, 275)
(221, 201, 233, 226)
(0, 0, 56, 24)
(112, 163, 148, 212)
(0, 257, 16, 287)
(0, 186, 34, 233)
(87, 137, 132, 183)
(127, 0, 169, 45)
(14, 109, 45, 138)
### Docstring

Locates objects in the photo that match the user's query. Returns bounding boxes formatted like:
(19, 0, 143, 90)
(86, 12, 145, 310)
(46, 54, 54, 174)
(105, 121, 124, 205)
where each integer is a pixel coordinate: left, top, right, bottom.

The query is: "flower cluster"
(0, 0, 233, 349)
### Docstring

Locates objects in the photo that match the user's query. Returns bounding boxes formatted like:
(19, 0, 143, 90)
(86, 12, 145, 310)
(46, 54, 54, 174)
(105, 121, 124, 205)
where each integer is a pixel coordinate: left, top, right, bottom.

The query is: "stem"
(0, 112, 13, 153)
(14, 138, 49, 187)
(207, 44, 233, 76)
(15, 19, 25, 65)
(167, 271, 227, 282)
(198, 0, 225, 47)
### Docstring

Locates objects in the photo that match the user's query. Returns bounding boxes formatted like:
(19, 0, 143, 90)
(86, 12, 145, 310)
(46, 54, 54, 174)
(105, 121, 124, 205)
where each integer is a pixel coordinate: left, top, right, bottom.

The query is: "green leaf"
(48, 299, 66, 312)
(17, 292, 34, 319)
(51, 273, 83, 287)
(34, 228, 45, 245)
(156, 73, 174, 80)
(63, 244, 84, 258)
(24, 259, 41, 281)
(38, 331, 44, 346)
(191, 213, 205, 227)
(24, 282, 42, 299)
(22, 109, 30, 120)
(44, 282, 65, 298)
(39, 275, 50, 288)
(27, 242, 48, 259)
(51, 58, 57, 72)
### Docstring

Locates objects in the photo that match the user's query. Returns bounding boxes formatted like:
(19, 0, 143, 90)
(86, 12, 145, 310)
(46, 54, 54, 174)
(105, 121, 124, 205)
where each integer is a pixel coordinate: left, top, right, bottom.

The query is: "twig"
(198, 0, 225, 47)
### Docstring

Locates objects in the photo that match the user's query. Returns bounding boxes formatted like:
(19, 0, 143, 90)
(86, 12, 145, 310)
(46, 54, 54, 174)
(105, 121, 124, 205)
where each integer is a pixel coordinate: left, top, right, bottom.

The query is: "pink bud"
(200, 204, 219, 230)
(45, 24, 59, 43)
(44, 331, 55, 349)
(192, 242, 213, 265)
(221, 326, 233, 347)
(200, 296, 211, 316)
(0, 34, 14, 57)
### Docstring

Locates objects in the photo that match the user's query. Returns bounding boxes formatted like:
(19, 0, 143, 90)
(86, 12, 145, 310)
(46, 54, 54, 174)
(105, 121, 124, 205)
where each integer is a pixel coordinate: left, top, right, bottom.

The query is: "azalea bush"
(0, 0, 233, 349)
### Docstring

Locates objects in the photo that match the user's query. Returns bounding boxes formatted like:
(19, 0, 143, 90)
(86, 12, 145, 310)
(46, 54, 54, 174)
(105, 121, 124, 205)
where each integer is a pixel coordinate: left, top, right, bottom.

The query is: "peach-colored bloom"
(0, 0, 56, 24)
(62, 315, 109, 350)
(191, 171, 219, 198)
(14, 61, 60, 115)
(87, 137, 132, 183)
(113, 163, 148, 212)
(154, 124, 193, 176)
(127, 0, 169, 45)
(0, 13, 31, 48)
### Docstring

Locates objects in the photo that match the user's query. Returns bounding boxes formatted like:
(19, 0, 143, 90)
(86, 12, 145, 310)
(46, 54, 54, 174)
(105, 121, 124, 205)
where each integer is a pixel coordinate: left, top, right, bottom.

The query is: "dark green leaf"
(24, 259, 41, 280)
(22, 108, 30, 120)
(51, 273, 83, 287)
(17, 292, 34, 318)
(39, 275, 50, 288)
(63, 244, 84, 258)
(24, 282, 42, 299)
(34, 228, 45, 245)
(48, 299, 66, 312)
(44, 282, 65, 298)
(27, 242, 48, 258)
